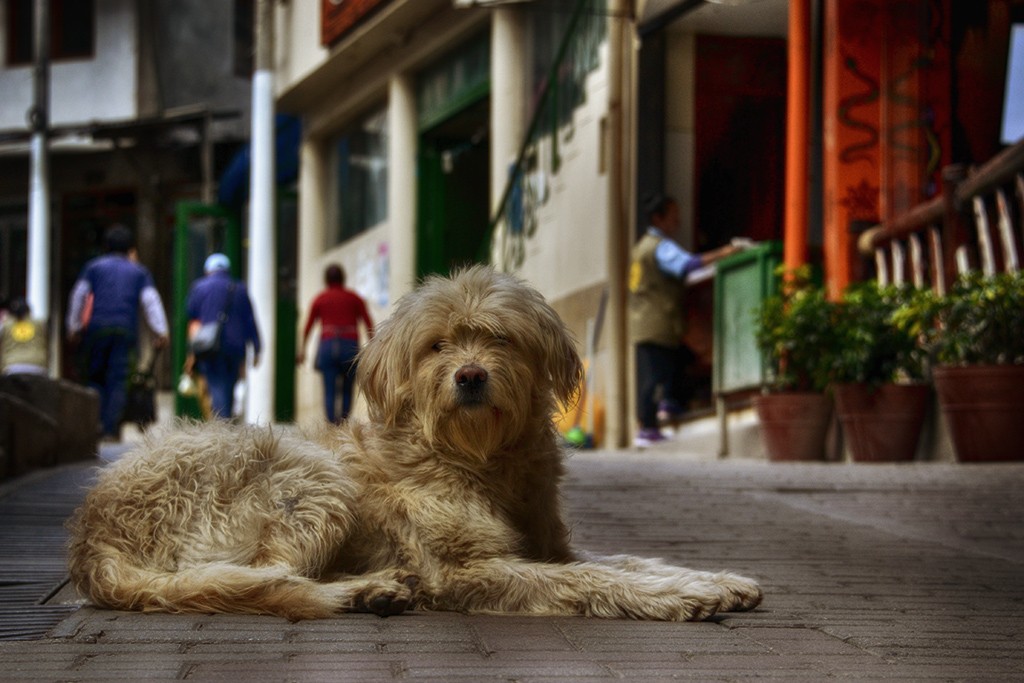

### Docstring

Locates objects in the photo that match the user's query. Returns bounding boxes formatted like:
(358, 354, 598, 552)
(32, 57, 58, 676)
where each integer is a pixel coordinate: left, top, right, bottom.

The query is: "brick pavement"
(0, 442, 1022, 681)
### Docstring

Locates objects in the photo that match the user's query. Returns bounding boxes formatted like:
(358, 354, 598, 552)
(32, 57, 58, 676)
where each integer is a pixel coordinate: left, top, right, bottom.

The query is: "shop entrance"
(417, 96, 491, 278)
(414, 31, 491, 278)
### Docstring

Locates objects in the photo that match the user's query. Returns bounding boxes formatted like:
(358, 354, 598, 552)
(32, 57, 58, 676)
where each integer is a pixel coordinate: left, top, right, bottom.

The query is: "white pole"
(27, 0, 50, 321)
(27, 134, 49, 318)
(245, 0, 276, 424)
(387, 74, 418, 300)
(490, 8, 527, 220)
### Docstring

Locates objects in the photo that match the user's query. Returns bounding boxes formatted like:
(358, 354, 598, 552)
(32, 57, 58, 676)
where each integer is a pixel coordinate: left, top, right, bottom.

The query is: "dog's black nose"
(455, 365, 488, 404)
(455, 365, 488, 388)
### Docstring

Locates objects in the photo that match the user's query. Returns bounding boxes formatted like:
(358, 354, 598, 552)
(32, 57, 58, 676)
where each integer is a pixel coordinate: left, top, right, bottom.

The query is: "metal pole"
(245, 0, 276, 423)
(606, 0, 631, 448)
(27, 0, 50, 320)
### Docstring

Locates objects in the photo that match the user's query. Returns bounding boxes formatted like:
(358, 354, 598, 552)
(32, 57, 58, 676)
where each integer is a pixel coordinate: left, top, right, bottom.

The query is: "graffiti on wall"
(353, 241, 390, 313)
(826, 0, 951, 291)
(834, 0, 950, 214)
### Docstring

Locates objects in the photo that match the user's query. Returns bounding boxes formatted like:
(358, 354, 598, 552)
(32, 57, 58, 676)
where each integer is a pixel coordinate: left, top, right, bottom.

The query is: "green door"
(274, 188, 298, 422)
(416, 97, 491, 278)
(415, 32, 491, 278)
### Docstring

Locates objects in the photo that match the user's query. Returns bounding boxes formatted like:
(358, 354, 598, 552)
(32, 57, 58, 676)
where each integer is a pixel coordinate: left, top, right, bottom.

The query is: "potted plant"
(830, 282, 930, 462)
(754, 267, 839, 461)
(892, 271, 1024, 462)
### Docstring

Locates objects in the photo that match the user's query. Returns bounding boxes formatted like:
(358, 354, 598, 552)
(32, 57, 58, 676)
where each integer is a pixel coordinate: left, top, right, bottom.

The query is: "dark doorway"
(0, 208, 27, 303)
(416, 96, 491, 278)
(694, 34, 787, 248)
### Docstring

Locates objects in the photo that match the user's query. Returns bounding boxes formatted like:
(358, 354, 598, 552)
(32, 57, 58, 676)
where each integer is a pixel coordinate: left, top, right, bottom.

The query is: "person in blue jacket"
(185, 253, 261, 419)
(66, 225, 169, 441)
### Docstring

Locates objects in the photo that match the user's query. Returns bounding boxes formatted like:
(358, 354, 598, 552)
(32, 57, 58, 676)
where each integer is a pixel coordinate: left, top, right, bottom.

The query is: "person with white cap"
(185, 253, 261, 419)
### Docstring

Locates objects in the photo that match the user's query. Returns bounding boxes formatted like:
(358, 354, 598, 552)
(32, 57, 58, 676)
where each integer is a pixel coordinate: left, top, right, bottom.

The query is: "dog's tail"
(72, 551, 345, 620)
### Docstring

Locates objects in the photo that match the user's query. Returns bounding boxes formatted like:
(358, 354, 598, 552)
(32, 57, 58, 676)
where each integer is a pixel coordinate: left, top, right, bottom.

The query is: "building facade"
(3, 0, 1018, 449)
(276, 0, 1022, 451)
(277, 0, 625, 435)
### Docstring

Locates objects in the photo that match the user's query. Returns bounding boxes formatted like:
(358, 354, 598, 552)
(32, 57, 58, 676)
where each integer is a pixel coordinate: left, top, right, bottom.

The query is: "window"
(417, 31, 490, 130)
(331, 105, 389, 245)
(5, 0, 95, 66)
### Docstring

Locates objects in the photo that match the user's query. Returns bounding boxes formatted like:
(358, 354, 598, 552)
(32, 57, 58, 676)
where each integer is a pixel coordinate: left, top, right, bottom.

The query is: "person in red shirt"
(297, 264, 374, 423)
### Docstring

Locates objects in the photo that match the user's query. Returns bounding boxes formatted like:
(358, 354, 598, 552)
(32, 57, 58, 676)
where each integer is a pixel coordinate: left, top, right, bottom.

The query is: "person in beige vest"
(0, 297, 48, 376)
(628, 194, 744, 447)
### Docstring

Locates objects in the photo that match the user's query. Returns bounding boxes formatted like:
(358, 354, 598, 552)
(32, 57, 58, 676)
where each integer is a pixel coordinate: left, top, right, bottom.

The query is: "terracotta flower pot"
(754, 392, 832, 462)
(833, 383, 930, 462)
(933, 365, 1024, 462)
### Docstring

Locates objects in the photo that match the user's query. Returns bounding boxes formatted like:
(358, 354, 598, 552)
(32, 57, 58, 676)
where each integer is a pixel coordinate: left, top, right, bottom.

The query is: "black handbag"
(123, 352, 158, 428)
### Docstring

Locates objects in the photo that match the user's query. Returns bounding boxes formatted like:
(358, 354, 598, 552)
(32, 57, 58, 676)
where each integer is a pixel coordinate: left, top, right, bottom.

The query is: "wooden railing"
(858, 137, 1024, 293)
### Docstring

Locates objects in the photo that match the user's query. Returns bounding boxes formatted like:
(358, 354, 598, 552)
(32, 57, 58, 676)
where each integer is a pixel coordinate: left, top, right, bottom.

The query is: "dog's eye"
(495, 335, 511, 347)
(431, 341, 445, 353)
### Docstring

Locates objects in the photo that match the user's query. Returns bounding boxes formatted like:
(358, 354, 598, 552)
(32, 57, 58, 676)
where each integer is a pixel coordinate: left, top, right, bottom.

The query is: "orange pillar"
(783, 0, 810, 272)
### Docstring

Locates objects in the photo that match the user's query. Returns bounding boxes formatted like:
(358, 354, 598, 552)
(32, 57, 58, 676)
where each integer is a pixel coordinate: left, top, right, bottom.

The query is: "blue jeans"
(635, 342, 695, 430)
(316, 338, 359, 423)
(84, 328, 134, 437)
(197, 354, 242, 419)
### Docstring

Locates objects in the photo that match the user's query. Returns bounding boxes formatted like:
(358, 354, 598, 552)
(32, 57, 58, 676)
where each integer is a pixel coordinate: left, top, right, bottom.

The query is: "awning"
(452, 0, 535, 7)
(639, 0, 774, 36)
(637, 0, 703, 36)
(0, 106, 239, 150)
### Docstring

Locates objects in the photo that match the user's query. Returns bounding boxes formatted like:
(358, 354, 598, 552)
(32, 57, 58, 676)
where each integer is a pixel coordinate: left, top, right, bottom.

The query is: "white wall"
(517, 43, 611, 304)
(274, 0, 329, 97)
(0, 0, 138, 130)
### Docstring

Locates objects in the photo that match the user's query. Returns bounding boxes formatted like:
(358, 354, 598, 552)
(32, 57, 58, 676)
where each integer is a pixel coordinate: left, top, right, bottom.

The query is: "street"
(0, 438, 1022, 681)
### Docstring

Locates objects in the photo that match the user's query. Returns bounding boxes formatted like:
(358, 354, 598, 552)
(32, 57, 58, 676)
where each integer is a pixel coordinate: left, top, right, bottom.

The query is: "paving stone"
(0, 449, 1021, 680)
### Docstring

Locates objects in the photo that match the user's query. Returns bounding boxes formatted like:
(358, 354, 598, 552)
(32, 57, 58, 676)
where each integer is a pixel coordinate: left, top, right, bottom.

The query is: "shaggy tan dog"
(68, 266, 761, 621)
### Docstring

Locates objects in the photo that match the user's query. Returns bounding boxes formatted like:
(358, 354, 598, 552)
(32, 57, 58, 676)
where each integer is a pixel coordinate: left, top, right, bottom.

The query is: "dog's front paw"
(588, 589, 720, 621)
(352, 573, 420, 617)
(670, 596, 722, 621)
(622, 572, 761, 621)
(709, 572, 762, 613)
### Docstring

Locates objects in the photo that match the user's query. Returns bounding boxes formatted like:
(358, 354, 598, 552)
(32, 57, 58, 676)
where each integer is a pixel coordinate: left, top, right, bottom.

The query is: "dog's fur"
(68, 266, 761, 621)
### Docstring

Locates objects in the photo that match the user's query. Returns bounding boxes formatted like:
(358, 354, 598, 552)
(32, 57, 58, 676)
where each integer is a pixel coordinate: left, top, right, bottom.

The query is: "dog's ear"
(484, 267, 584, 407)
(534, 302, 584, 407)
(356, 317, 409, 425)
